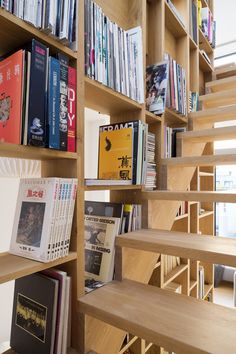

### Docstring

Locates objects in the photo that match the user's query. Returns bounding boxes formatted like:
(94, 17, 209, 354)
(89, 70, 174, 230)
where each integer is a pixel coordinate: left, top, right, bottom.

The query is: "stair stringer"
(84, 125, 212, 354)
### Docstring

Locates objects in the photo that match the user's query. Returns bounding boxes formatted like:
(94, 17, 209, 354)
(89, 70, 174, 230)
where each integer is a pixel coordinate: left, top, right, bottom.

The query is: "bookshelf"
(0, 0, 216, 353)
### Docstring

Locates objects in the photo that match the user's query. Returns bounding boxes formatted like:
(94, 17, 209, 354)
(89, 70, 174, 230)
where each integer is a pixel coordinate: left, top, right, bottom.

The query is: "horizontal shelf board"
(165, 1, 187, 38)
(85, 184, 142, 191)
(164, 108, 188, 125)
(206, 75, 236, 93)
(189, 104, 236, 123)
(145, 111, 162, 124)
(142, 190, 236, 203)
(0, 142, 77, 160)
(174, 213, 188, 221)
(189, 280, 197, 291)
(79, 279, 236, 354)
(164, 264, 188, 286)
(200, 88, 236, 108)
(0, 8, 77, 59)
(199, 50, 213, 73)
(198, 28, 213, 54)
(84, 77, 142, 115)
(189, 35, 198, 50)
(199, 210, 214, 219)
(0, 252, 77, 284)
(199, 171, 214, 177)
(162, 154, 236, 167)
(116, 228, 236, 268)
(177, 125, 236, 143)
(204, 284, 213, 299)
(214, 63, 236, 80)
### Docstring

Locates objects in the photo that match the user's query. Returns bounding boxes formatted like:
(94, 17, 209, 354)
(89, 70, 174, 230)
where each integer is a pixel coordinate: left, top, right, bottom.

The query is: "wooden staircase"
(79, 67, 236, 353)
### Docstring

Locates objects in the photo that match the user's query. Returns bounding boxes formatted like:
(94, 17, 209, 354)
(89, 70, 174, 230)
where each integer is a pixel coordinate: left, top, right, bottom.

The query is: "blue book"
(27, 39, 48, 147)
(48, 57, 60, 149)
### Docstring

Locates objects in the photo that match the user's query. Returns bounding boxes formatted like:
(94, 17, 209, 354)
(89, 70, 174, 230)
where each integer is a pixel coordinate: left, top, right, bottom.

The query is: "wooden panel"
(116, 228, 236, 267)
(0, 252, 77, 284)
(94, 0, 129, 29)
(161, 154, 236, 167)
(79, 279, 236, 354)
(190, 104, 236, 123)
(164, 1, 187, 38)
(206, 75, 236, 93)
(199, 88, 236, 108)
(178, 125, 236, 143)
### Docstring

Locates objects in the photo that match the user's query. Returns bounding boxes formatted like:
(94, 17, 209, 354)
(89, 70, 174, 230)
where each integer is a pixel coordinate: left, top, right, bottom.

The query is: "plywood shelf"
(189, 280, 198, 291)
(174, 213, 188, 221)
(0, 142, 78, 161)
(164, 108, 188, 126)
(0, 8, 77, 59)
(164, 264, 188, 286)
(164, 1, 187, 38)
(199, 50, 214, 73)
(189, 36, 198, 50)
(203, 284, 213, 299)
(145, 111, 162, 124)
(199, 171, 214, 177)
(0, 252, 77, 284)
(84, 77, 143, 115)
(199, 210, 214, 219)
(199, 28, 213, 54)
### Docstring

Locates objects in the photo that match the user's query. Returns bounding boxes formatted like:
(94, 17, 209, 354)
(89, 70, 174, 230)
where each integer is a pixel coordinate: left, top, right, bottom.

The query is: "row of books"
(0, 40, 76, 152)
(164, 126, 186, 158)
(189, 91, 199, 113)
(145, 132, 157, 190)
(86, 120, 153, 186)
(9, 178, 78, 263)
(190, 0, 198, 44)
(10, 269, 71, 354)
(84, 200, 142, 284)
(0, 0, 77, 50)
(198, 1, 216, 48)
(84, 0, 144, 103)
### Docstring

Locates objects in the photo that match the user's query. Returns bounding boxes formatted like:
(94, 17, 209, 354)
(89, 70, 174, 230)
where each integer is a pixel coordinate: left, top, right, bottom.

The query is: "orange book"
(0, 50, 24, 144)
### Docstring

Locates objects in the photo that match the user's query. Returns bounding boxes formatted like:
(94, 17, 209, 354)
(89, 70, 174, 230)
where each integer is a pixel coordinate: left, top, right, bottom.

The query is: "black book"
(192, 1, 197, 44)
(58, 53, 69, 151)
(10, 273, 58, 354)
(27, 39, 48, 147)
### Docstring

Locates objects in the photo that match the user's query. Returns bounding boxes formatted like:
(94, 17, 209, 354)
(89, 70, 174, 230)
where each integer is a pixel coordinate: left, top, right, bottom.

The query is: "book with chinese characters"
(0, 49, 24, 144)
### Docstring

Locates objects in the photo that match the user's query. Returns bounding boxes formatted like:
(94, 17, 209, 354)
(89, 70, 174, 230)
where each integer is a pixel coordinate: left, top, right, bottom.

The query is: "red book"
(67, 67, 76, 152)
(0, 50, 24, 144)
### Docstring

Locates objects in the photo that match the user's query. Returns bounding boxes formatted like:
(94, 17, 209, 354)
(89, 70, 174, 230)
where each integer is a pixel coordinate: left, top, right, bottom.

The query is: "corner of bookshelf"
(164, 1, 188, 38)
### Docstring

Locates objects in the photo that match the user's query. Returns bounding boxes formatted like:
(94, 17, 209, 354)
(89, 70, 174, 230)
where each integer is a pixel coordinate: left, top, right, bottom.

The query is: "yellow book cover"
(98, 127, 133, 180)
(198, 0, 202, 27)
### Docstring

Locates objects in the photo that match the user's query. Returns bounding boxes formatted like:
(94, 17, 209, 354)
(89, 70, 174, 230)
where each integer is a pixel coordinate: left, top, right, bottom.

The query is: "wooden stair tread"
(199, 88, 236, 107)
(189, 104, 236, 122)
(162, 154, 236, 167)
(142, 190, 236, 203)
(79, 279, 236, 354)
(214, 63, 236, 79)
(177, 125, 236, 142)
(206, 75, 236, 92)
(116, 229, 236, 267)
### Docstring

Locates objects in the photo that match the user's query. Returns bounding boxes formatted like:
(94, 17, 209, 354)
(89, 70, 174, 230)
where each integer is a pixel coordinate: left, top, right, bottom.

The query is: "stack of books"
(84, 200, 142, 283)
(145, 132, 157, 190)
(9, 178, 78, 262)
(0, 0, 77, 50)
(198, 1, 216, 48)
(10, 269, 71, 354)
(86, 120, 150, 186)
(164, 126, 186, 158)
(165, 53, 187, 116)
(0, 40, 76, 152)
(84, 0, 144, 103)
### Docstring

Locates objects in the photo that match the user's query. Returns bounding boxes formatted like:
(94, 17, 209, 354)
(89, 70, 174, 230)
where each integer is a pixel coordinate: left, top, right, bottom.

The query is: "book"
(146, 61, 169, 115)
(84, 214, 120, 282)
(10, 273, 59, 354)
(0, 49, 24, 144)
(85, 179, 132, 186)
(48, 57, 60, 149)
(58, 53, 69, 151)
(27, 39, 48, 147)
(68, 66, 76, 152)
(98, 126, 133, 181)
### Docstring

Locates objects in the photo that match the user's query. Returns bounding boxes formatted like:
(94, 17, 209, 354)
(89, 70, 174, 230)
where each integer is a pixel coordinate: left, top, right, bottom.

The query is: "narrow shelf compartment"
(189, 36, 198, 50)
(199, 210, 214, 219)
(85, 184, 142, 191)
(199, 28, 213, 54)
(164, 108, 188, 125)
(0, 252, 77, 284)
(199, 50, 214, 73)
(0, 142, 77, 161)
(84, 77, 143, 115)
(204, 284, 213, 299)
(165, 1, 187, 38)
(189, 280, 198, 291)
(145, 111, 162, 124)
(0, 8, 77, 59)
(164, 264, 188, 286)
(174, 213, 189, 221)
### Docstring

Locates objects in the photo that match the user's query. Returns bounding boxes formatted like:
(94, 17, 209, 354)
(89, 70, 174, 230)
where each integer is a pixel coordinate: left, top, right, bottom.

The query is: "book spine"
(27, 40, 48, 147)
(48, 57, 60, 149)
(68, 66, 77, 152)
(58, 53, 69, 151)
(47, 178, 60, 261)
(64, 179, 78, 256)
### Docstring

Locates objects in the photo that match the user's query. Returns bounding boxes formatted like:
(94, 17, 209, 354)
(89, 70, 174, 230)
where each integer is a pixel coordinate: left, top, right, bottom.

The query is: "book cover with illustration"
(146, 61, 169, 115)
(98, 127, 133, 181)
(84, 215, 120, 282)
(10, 273, 58, 354)
(0, 49, 24, 144)
(9, 178, 59, 262)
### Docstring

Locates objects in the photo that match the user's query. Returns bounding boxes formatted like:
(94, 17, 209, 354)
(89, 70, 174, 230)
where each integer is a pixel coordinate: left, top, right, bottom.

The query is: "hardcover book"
(146, 61, 169, 115)
(68, 66, 76, 152)
(48, 57, 60, 150)
(84, 215, 120, 282)
(10, 273, 59, 354)
(0, 50, 24, 144)
(58, 53, 69, 151)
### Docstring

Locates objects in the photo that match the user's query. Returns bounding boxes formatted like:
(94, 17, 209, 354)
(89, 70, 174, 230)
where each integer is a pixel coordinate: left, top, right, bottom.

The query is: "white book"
(64, 179, 78, 256)
(84, 215, 120, 282)
(10, 178, 60, 262)
(58, 179, 72, 258)
(47, 178, 60, 261)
